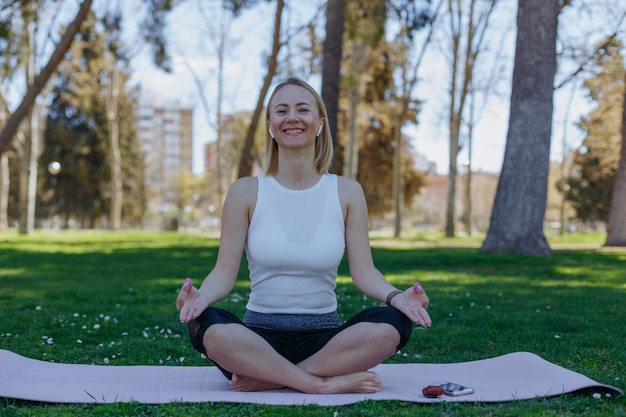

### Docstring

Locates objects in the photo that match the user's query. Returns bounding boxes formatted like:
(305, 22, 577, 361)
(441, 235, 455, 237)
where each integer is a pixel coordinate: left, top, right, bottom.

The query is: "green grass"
(0, 230, 624, 416)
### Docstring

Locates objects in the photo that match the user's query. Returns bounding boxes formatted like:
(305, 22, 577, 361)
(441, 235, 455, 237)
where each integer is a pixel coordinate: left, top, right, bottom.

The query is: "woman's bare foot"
(229, 370, 382, 394)
(229, 374, 285, 392)
(320, 371, 382, 394)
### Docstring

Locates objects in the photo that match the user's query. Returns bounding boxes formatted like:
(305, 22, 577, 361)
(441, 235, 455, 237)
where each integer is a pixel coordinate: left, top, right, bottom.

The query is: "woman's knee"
(202, 323, 235, 352)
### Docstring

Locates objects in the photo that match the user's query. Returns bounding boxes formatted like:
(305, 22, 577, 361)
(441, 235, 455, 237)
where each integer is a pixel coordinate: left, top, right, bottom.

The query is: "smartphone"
(433, 381, 474, 396)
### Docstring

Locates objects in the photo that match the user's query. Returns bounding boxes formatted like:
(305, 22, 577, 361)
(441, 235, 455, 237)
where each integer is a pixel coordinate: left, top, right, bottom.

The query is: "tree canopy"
(565, 38, 625, 225)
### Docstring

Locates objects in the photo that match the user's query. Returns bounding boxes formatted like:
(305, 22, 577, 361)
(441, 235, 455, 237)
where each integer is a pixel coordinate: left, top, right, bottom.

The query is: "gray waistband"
(243, 310, 341, 331)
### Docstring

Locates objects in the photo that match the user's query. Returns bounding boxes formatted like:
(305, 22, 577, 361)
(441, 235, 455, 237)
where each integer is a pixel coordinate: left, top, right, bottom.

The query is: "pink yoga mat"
(0, 350, 621, 405)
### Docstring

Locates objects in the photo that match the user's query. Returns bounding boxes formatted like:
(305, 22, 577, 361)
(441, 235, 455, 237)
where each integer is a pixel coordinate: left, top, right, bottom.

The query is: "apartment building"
(136, 93, 193, 226)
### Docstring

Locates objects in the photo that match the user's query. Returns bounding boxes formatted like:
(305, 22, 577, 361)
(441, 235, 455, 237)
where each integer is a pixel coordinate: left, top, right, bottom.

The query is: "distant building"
(136, 93, 193, 226)
(411, 171, 499, 234)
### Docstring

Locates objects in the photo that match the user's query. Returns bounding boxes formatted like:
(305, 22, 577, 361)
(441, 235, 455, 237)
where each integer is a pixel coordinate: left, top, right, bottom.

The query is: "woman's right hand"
(176, 277, 209, 322)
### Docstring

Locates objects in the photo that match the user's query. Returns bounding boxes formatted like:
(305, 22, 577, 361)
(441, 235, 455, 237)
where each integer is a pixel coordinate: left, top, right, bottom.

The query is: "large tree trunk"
(321, 0, 345, 173)
(480, 0, 559, 256)
(605, 71, 626, 246)
(0, 0, 93, 155)
(237, 0, 284, 178)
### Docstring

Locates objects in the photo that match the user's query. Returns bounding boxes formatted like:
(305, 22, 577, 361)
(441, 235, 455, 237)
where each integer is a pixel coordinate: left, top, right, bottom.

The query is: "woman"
(176, 77, 431, 394)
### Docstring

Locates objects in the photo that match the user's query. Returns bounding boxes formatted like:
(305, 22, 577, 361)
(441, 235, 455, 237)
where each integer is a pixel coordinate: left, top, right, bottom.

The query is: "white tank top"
(245, 174, 346, 314)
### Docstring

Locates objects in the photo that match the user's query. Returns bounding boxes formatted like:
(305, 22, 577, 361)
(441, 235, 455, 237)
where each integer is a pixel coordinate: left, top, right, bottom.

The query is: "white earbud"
(316, 124, 323, 136)
(269, 128, 275, 138)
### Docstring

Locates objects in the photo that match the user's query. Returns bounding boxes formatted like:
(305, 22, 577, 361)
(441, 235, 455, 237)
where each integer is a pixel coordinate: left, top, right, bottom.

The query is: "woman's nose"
(286, 109, 299, 120)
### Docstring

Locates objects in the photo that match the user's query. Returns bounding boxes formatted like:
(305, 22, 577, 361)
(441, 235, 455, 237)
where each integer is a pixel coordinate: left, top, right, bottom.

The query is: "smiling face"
(264, 78, 333, 176)
(267, 84, 322, 151)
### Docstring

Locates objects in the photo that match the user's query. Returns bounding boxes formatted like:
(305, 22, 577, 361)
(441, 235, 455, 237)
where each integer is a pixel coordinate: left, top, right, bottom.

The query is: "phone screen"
(435, 382, 474, 396)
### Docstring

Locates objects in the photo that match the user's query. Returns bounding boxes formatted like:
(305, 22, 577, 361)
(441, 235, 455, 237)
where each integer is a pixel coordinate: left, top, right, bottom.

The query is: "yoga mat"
(0, 350, 621, 405)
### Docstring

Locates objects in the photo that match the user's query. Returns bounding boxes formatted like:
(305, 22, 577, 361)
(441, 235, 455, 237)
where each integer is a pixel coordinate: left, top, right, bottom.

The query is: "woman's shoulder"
(335, 175, 366, 207)
(225, 176, 258, 203)
(230, 176, 258, 190)
(336, 175, 364, 194)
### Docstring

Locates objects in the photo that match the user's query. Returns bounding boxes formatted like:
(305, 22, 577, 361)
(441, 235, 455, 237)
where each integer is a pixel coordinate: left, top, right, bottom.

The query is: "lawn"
(0, 230, 624, 417)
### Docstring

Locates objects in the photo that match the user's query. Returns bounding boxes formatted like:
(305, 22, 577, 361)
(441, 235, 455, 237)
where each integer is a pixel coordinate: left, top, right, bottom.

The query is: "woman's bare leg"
(298, 322, 401, 376)
(203, 323, 384, 394)
(203, 322, 400, 393)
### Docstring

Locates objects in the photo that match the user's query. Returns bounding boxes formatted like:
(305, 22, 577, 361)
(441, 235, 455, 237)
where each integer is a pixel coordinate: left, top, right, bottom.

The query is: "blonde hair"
(265, 78, 333, 175)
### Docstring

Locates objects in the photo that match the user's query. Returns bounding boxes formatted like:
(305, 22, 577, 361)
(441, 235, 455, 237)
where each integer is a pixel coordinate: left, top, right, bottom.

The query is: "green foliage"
(0, 230, 624, 416)
(566, 38, 625, 223)
(38, 13, 143, 227)
(0, 1, 34, 85)
(337, 0, 431, 218)
(344, 0, 387, 45)
(140, 0, 181, 71)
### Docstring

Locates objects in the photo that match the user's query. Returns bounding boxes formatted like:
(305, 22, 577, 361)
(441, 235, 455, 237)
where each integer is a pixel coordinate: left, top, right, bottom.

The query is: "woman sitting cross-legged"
(176, 77, 431, 394)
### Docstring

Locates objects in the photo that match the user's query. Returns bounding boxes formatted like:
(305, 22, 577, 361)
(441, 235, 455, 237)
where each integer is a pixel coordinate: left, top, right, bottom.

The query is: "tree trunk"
(321, 0, 345, 173)
(18, 108, 41, 235)
(444, 0, 496, 237)
(0, 153, 8, 230)
(445, 116, 460, 237)
(392, 104, 406, 237)
(604, 71, 626, 246)
(18, 28, 40, 236)
(481, 0, 559, 256)
(106, 63, 122, 231)
(0, 0, 93, 155)
(237, 0, 284, 178)
(343, 40, 367, 179)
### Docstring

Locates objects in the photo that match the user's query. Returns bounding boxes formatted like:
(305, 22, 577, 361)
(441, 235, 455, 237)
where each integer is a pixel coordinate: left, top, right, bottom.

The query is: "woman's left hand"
(391, 283, 432, 327)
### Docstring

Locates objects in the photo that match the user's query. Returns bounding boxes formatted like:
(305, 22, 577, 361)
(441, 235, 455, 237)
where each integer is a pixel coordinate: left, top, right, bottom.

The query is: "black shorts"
(187, 306, 413, 379)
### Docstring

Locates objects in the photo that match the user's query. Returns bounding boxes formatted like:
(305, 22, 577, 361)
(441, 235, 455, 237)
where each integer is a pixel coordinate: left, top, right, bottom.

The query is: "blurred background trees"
(565, 38, 624, 227)
(0, 0, 625, 251)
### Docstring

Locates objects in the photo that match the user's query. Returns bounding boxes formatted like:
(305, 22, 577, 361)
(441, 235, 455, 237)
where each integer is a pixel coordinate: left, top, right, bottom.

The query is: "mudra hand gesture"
(176, 278, 209, 323)
(388, 283, 432, 328)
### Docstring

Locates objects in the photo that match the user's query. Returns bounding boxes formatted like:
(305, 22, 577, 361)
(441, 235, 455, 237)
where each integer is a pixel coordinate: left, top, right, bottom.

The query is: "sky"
(121, 0, 622, 176)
